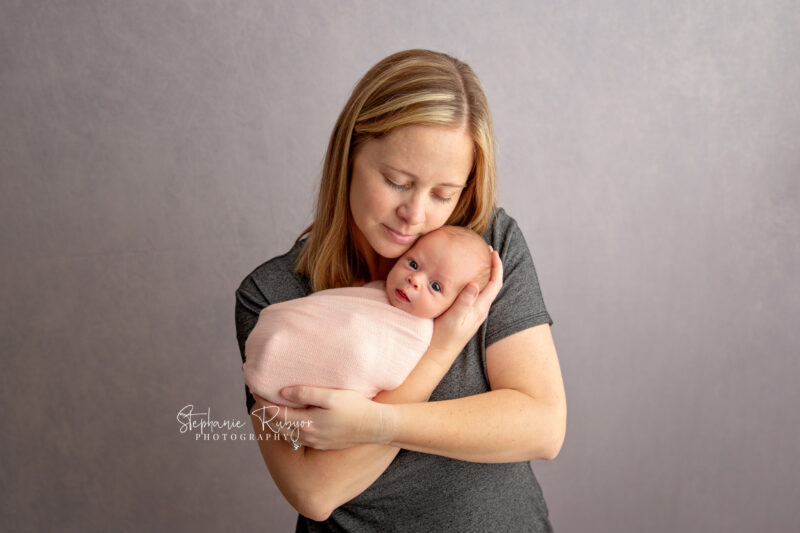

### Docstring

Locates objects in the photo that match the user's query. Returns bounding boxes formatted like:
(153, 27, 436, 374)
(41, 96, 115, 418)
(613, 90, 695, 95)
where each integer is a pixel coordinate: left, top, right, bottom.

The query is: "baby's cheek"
(410, 300, 434, 320)
(421, 298, 443, 320)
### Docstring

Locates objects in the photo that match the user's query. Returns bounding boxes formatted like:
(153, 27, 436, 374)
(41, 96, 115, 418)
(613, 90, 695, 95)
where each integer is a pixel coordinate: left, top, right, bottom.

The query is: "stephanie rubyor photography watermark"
(176, 404, 312, 445)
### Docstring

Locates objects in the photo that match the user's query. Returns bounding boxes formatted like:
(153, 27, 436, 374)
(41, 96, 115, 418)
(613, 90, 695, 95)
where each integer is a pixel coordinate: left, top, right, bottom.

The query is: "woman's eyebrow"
(384, 165, 467, 189)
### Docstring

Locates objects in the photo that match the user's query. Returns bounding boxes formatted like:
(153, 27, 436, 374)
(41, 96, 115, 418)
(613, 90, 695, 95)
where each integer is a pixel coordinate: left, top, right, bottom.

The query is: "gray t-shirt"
(235, 208, 554, 532)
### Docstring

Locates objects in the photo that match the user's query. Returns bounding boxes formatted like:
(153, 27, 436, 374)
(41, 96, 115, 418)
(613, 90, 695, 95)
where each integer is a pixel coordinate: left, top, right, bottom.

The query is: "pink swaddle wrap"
(243, 281, 433, 407)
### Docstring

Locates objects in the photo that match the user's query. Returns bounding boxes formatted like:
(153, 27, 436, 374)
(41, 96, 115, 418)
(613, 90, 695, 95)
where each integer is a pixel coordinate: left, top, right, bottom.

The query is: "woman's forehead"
(369, 125, 473, 185)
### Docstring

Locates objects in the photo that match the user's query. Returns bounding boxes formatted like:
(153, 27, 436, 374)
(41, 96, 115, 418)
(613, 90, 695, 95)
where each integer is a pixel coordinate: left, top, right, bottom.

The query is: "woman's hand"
(251, 388, 391, 451)
(428, 248, 503, 358)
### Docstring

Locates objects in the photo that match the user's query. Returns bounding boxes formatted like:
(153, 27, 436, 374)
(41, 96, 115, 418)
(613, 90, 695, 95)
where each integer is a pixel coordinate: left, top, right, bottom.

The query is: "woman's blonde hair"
(296, 49, 498, 291)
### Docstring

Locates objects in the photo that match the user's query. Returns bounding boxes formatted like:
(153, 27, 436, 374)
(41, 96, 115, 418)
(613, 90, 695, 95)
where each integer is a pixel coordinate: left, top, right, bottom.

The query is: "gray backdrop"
(1, 1, 798, 532)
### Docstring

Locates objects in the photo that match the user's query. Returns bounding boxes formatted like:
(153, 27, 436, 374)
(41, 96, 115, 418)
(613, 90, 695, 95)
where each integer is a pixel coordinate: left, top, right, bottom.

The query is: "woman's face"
(349, 124, 474, 262)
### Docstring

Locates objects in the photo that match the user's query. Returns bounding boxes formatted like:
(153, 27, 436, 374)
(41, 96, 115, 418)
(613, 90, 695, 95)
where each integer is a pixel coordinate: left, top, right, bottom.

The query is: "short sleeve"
(235, 276, 269, 414)
(484, 211, 553, 348)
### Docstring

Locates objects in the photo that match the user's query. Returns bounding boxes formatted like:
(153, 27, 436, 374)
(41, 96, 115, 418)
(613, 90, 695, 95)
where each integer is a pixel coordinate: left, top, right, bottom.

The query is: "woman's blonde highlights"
(296, 49, 498, 291)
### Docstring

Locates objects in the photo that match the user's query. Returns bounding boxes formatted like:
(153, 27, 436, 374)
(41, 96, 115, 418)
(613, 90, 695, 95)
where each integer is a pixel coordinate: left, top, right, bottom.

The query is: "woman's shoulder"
(482, 207, 525, 249)
(236, 239, 311, 306)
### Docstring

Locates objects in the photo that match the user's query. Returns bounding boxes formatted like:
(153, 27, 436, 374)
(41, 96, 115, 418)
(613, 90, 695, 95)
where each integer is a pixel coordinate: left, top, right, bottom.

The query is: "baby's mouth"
(395, 289, 410, 303)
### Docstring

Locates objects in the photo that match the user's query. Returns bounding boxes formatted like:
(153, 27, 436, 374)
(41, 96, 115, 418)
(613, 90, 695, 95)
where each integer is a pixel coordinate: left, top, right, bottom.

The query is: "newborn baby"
(243, 225, 491, 407)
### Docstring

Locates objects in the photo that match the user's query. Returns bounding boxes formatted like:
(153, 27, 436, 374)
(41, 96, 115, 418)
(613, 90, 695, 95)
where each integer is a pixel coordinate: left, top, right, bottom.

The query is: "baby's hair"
(435, 226, 492, 291)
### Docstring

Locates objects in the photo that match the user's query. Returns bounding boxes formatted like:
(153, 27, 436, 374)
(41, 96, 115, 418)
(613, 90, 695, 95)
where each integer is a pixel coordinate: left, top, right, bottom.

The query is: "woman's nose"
(397, 194, 425, 226)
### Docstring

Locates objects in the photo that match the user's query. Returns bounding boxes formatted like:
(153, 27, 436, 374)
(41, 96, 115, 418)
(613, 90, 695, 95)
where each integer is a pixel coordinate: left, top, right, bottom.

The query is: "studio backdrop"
(1, 1, 798, 532)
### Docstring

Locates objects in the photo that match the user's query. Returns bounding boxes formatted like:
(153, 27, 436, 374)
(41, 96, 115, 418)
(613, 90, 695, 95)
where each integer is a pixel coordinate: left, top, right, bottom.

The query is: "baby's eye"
(430, 281, 441, 292)
(408, 259, 418, 270)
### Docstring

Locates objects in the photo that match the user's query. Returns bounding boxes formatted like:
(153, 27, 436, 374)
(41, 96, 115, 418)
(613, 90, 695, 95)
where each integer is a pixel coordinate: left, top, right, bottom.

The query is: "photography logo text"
(176, 404, 310, 445)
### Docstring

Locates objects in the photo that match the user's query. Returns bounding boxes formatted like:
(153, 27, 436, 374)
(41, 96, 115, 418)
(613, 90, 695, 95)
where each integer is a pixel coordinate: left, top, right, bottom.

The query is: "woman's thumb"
(281, 386, 303, 403)
(281, 386, 324, 408)
(461, 283, 478, 304)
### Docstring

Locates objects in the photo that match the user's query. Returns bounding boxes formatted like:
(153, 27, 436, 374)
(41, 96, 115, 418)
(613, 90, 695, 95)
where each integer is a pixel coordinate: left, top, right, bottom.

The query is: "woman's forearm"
(256, 350, 460, 521)
(383, 388, 566, 463)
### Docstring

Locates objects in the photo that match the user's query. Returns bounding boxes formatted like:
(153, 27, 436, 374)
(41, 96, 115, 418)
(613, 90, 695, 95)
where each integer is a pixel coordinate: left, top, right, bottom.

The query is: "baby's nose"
(406, 275, 420, 289)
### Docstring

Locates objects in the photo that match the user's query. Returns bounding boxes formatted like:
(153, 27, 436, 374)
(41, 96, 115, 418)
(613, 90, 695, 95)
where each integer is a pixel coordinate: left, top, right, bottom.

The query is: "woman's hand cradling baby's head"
(428, 249, 503, 357)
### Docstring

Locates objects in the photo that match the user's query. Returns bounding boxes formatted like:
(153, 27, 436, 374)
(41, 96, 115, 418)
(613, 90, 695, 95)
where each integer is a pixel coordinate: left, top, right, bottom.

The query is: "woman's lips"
(383, 224, 417, 244)
(395, 289, 410, 303)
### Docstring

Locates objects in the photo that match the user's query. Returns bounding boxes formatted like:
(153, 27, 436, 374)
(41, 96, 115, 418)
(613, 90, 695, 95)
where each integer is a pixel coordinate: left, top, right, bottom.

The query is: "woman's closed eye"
(384, 176, 409, 191)
(431, 192, 453, 204)
(384, 176, 454, 204)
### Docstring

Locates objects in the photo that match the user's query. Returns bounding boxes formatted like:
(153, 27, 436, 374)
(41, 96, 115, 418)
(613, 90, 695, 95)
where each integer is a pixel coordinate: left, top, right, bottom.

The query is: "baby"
(243, 225, 491, 407)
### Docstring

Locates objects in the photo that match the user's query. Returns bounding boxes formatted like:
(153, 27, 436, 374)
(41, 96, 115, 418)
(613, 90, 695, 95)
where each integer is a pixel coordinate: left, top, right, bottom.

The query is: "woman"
(235, 49, 566, 531)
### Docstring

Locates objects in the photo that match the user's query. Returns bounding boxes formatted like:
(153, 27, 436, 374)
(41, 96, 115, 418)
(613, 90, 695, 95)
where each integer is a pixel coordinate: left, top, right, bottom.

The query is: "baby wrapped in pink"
(243, 226, 492, 408)
(243, 282, 432, 408)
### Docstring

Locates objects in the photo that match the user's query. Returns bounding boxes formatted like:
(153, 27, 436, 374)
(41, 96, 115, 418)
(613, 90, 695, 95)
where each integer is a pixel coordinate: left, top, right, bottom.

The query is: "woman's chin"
(372, 239, 411, 259)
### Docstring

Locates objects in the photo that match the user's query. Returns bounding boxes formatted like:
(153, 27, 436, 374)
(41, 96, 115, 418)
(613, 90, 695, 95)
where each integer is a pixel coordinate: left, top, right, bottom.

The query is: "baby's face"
(386, 230, 481, 319)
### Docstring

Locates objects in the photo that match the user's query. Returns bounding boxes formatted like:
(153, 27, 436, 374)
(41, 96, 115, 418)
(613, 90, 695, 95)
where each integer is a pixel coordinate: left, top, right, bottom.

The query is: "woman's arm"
(249, 343, 463, 522)
(286, 323, 565, 464)
(383, 323, 566, 462)
(274, 322, 565, 520)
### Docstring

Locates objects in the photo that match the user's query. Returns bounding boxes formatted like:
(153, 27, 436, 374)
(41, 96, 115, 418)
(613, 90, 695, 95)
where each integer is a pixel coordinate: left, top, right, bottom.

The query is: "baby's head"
(386, 226, 492, 319)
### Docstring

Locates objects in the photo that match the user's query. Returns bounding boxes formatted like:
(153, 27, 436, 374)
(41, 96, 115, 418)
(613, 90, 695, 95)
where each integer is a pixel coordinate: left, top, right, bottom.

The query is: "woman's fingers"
(439, 250, 502, 319)
(254, 387, 332, 414)
(249, 392, 308, 446)
(475, 250, 503, 311)
(431, 249, 503, 352)
(489, 249, 503, 286)
(268, 387, 385, 449)
(281, 386, 330, 409)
